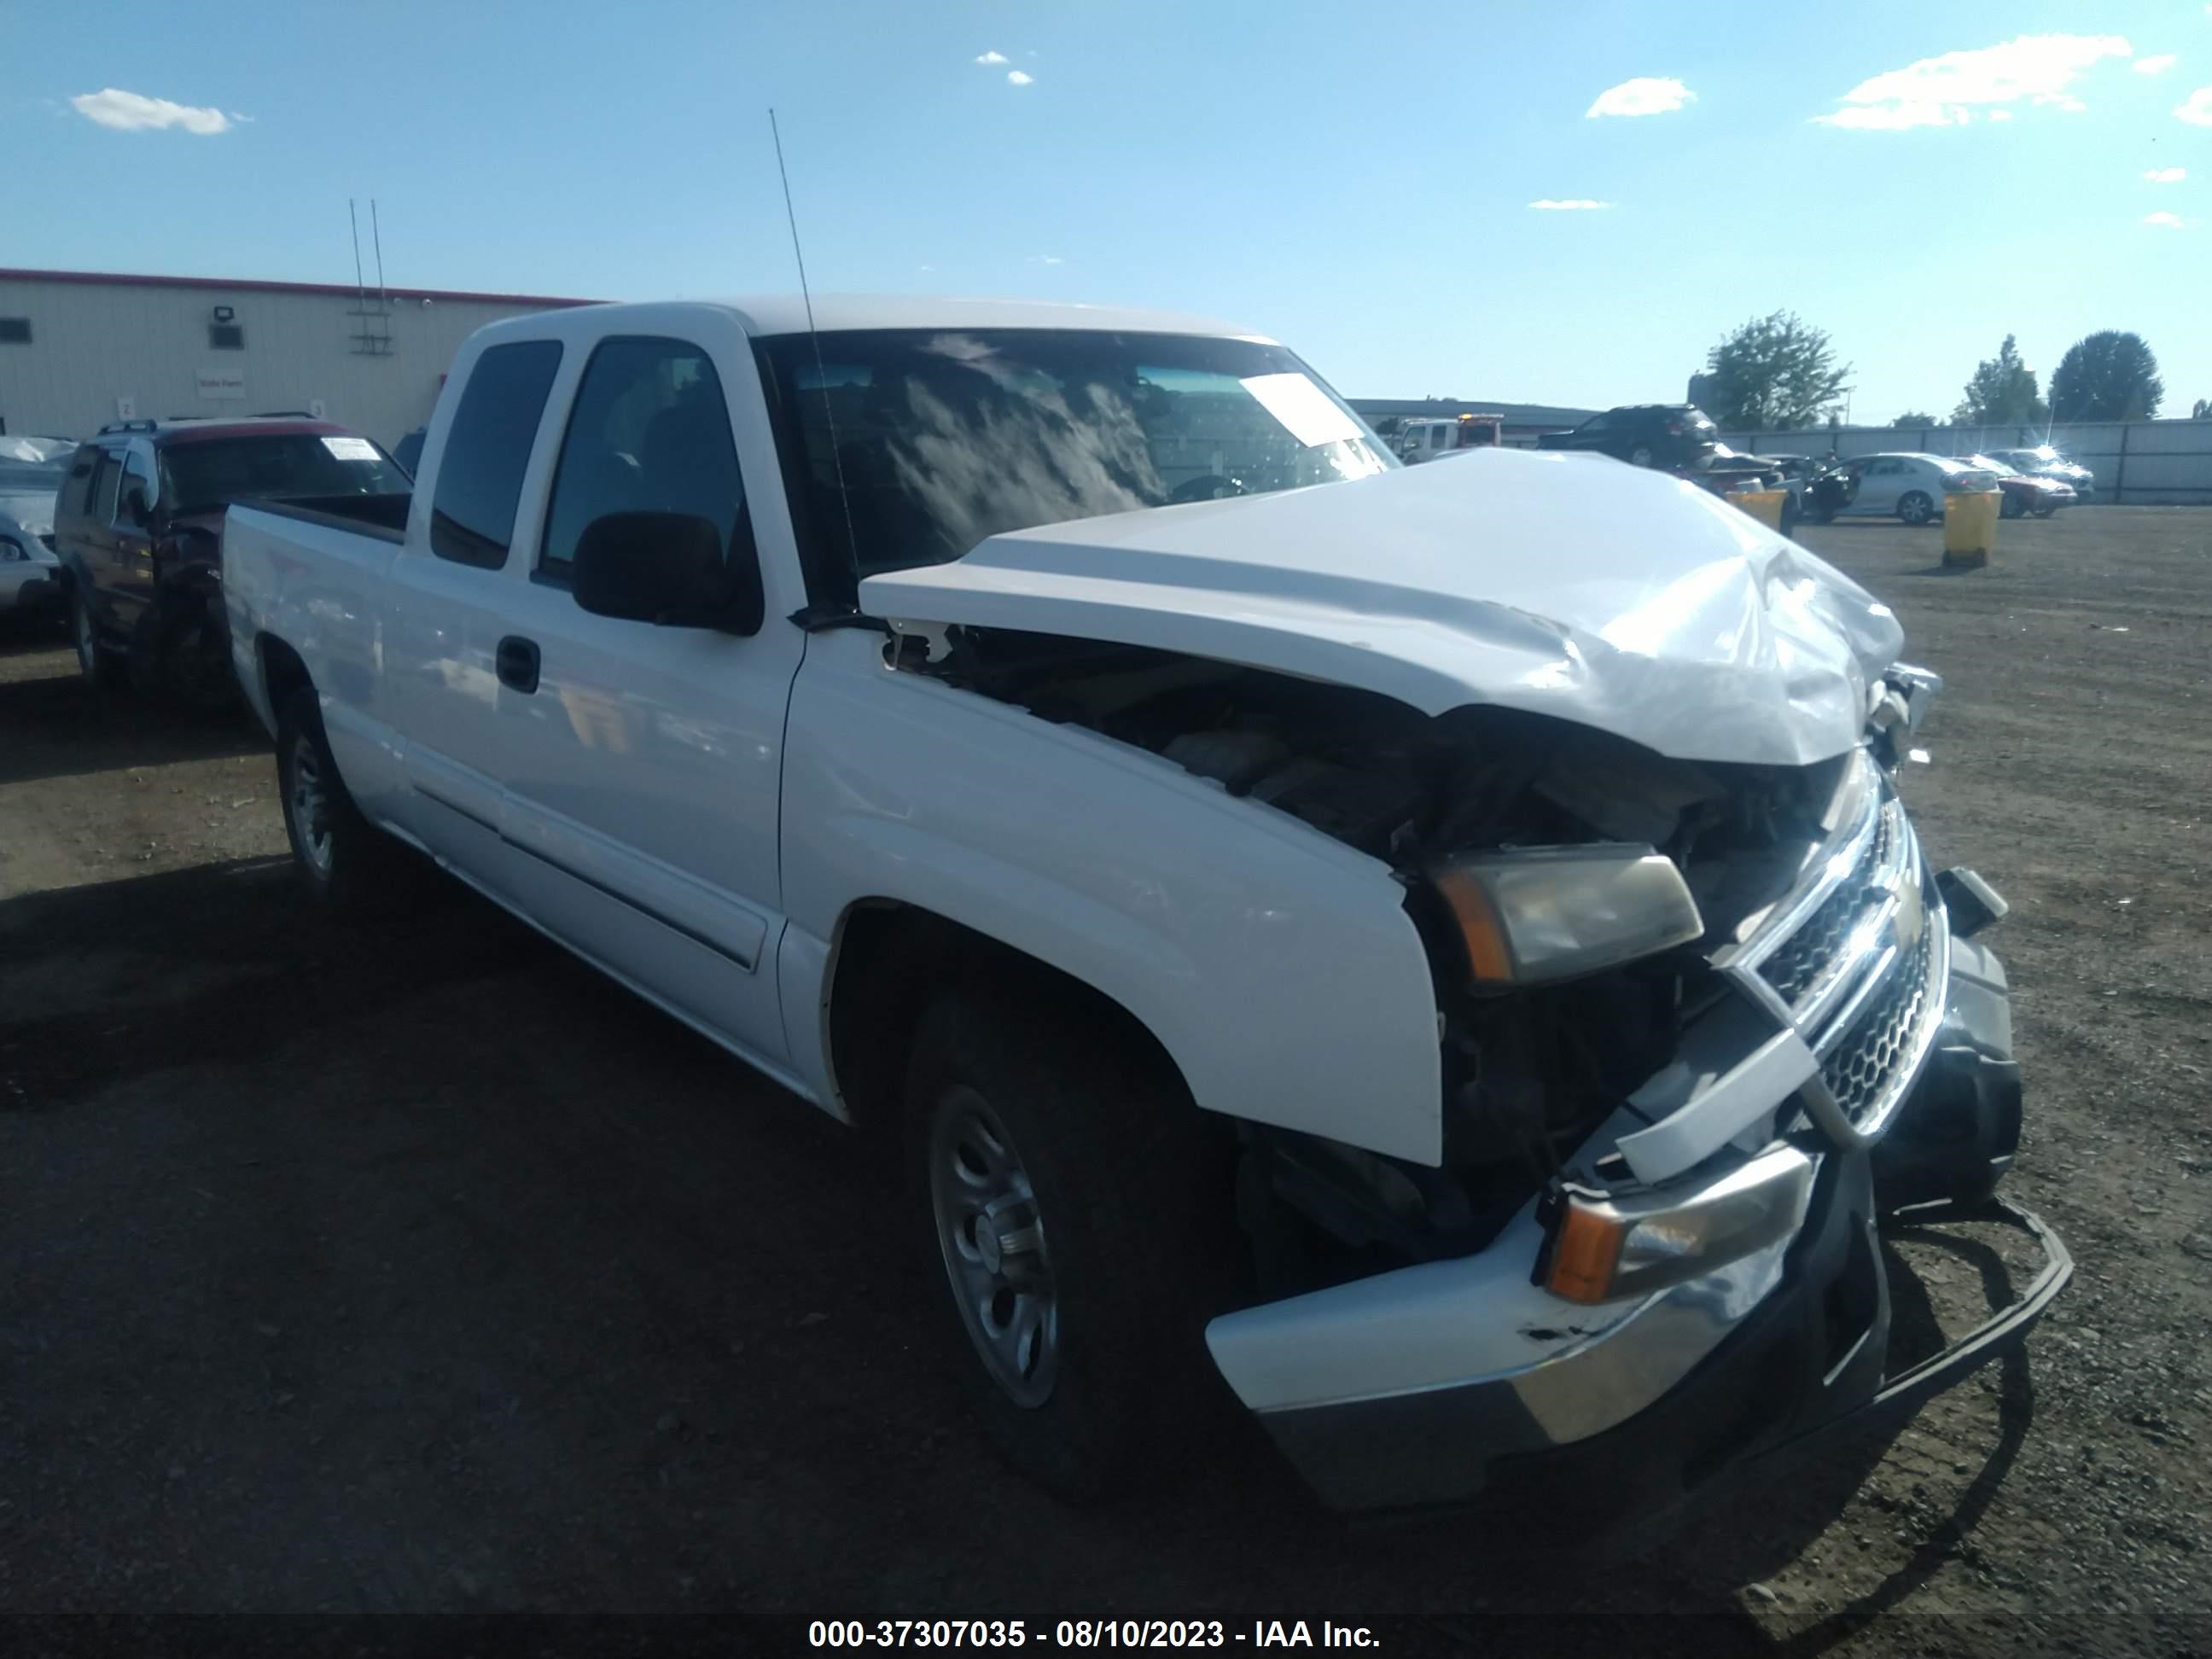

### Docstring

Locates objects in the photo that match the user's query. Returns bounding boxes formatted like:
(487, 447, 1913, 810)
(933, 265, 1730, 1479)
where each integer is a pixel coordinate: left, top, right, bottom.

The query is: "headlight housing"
(1429, 844, 1704, 988)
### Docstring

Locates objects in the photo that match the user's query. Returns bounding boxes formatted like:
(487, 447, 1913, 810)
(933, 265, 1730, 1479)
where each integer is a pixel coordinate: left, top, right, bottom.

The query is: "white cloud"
(1006, 69, 1034, 86)
(1586, 77, 1695, 118)
(2134, 54, 2178, 74)
(1813, 33, 2132, 129)
(2178, 86, 2212, 124)
(2145, 166, 2188, 182)
(69, 87, 231, 134)
(1027, 253, 1063, 265)
(2143, 210, 2188, 226)
(975, 49, 1007, 64)
(1988, 108, 2014, 120)
(1528, 199, 1612, 210)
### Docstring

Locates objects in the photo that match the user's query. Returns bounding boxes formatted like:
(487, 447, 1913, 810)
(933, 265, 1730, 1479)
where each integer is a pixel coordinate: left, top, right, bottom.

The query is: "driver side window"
(538, 335, 748, 586)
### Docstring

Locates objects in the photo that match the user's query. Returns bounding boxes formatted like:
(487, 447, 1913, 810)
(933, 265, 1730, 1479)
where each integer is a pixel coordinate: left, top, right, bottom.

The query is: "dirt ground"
(3, 508, 2208, 1652)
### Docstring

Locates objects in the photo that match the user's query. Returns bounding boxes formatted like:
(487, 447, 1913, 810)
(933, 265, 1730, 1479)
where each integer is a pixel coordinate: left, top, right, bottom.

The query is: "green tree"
(2050, 331, 2163, 422)
(2194, 398, 2210, 419)
(1700, 311, 1853, 431)
(1951, 335, 2048, 426)
(1890, 411, 1936, 428)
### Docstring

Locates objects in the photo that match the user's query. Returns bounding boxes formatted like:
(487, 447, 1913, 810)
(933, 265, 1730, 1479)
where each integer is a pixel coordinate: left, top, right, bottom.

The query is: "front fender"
(780, 637, 1446, 1166)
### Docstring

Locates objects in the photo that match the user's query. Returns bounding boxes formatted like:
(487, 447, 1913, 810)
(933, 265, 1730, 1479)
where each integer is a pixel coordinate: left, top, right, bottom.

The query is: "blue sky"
(5, 0, 2207, 420)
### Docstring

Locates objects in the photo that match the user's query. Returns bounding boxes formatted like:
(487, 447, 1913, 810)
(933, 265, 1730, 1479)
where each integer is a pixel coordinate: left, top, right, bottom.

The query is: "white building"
(0, 267, 596, 451)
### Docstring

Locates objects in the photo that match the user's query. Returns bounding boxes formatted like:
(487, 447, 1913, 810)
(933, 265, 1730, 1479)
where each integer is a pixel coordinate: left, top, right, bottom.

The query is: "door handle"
(496, 635, 541, 694)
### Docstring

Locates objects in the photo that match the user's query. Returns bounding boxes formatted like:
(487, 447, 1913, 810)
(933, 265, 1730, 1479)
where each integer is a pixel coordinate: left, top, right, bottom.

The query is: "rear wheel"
(1897, 491, 1935, 526)
(73, 591, 125, 690)
(276, 689, 408, 917)
(1627, 445, 1655, 468)
(905, 981, 1237, 1504)
(1999, 492, 2025, 520)
(2032, 501, 2059, 519)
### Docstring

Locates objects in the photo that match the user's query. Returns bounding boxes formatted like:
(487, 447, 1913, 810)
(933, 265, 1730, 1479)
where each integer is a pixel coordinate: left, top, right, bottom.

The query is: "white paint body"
(221, 297, 1904, 1179)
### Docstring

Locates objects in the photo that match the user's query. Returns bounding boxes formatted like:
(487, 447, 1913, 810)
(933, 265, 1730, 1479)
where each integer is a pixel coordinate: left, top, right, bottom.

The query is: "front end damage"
(882, 617, 2068, 1529)
(1190, 677, 2069, 1528)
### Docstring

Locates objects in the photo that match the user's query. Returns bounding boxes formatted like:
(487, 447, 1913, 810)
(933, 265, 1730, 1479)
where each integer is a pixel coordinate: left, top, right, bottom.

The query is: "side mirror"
(571, 510, 765, 635)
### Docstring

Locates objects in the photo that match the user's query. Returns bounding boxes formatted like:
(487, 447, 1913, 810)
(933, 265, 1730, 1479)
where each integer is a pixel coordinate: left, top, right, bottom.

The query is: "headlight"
(1540, 1144, 1816, 1305)
(1430, 844, 1704, 988)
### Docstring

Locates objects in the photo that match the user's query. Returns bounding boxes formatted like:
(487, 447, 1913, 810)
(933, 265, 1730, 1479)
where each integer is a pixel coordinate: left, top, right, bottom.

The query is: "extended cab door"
(381, 336, 571, 883)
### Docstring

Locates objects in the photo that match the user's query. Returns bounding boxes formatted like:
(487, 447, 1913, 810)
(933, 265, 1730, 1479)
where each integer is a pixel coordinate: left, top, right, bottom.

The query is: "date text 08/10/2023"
(807, 1621, 1379, 1649)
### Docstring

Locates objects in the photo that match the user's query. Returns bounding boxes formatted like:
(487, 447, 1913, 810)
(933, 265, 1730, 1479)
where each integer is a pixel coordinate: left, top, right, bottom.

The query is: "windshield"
(1967, 455, 2017, 476)
(157, 434, 410, 516)
(755, 329, 1394, 595)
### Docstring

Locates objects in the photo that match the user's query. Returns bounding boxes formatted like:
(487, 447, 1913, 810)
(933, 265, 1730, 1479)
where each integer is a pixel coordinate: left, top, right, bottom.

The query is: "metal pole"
(348, 199, 368, 317)
(370, 199, 387, 306)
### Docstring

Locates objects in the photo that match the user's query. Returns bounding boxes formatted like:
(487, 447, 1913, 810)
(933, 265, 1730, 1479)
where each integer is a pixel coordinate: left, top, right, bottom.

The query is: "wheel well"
(824, 902, 1191, 1138)
(259, 634, 311, 714)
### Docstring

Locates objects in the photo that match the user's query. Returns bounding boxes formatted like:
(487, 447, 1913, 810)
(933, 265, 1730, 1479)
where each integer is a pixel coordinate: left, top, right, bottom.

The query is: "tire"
(1807, 503, 1837, 526)
(1999, 492, 2025, 520)
(275, 688, 408, 917)
(2032, 502, 2058, 519)
(905, 980, 1237, 1505)
(1897, 491, 1935, 526)
(1627, 445, 1655, 468)
(73, 591, 126, 690)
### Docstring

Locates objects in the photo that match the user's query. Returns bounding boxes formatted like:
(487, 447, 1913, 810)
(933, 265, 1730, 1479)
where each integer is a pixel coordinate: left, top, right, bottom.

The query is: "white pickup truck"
(222, 296, 2066, 1533)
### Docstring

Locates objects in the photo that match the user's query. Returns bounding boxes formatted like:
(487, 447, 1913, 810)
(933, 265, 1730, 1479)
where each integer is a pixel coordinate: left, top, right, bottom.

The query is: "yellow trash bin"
(1943, 490, 2000, 566)
(1728, 488, 1789, 532)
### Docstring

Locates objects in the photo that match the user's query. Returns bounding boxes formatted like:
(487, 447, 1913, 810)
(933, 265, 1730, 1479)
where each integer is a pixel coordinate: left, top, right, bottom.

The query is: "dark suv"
(1536, 405, 1720, 469)
(56, 416, 408, 704)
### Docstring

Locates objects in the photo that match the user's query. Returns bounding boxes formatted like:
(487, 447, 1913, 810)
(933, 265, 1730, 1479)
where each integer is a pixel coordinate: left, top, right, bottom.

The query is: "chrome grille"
(1819, 924, 1936, 1123)
(1759, 812, 1889, 1006)
(1757, 802, 1898, 1013)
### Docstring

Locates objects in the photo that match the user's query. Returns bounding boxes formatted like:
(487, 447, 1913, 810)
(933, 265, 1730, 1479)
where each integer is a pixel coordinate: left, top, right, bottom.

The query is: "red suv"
(55, 416, 408, 705)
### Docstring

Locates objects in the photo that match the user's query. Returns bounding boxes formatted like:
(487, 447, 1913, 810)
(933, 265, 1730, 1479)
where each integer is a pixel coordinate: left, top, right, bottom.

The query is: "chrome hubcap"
(288, 735, 335, 877)
(928, 1087, 1057, 1407)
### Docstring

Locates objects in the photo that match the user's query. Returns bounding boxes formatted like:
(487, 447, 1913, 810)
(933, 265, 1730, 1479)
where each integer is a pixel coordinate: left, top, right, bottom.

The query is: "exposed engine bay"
(897, 624, 1897, 1296)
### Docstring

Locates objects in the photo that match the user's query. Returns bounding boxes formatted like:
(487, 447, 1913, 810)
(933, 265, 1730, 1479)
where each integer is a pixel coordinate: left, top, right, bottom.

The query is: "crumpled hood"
(859, 447, 1906, 768)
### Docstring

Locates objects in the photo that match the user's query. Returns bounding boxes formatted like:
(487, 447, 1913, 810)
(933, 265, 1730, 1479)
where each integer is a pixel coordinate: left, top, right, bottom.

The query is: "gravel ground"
(1, 508, 2208, 1652)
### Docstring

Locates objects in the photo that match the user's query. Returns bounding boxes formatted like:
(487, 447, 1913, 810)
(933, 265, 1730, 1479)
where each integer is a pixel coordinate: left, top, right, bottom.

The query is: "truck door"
(480, 329, 804, 1067)
(381, 338, 570, 889)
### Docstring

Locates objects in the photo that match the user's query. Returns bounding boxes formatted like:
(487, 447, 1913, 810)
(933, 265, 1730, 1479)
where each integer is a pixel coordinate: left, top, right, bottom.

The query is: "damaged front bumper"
(1205, 757, 2070, 1529)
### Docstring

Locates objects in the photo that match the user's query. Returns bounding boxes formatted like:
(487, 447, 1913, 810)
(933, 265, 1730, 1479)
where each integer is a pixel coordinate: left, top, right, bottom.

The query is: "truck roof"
(491, 294, 1272, 343)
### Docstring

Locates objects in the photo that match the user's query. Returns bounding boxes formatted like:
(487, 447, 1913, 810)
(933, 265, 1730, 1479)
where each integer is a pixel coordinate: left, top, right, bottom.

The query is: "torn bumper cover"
(1205, 831, 2069, 1527)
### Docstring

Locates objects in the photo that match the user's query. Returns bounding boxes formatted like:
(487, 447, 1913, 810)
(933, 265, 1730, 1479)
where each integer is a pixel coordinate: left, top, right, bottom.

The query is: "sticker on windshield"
(321, 436, 381, 462)
(1238, 373, 1362, 450)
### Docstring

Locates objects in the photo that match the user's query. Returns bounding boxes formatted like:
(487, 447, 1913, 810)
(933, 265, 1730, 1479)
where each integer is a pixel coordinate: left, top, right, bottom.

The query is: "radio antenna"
(769, 108, 859, 576)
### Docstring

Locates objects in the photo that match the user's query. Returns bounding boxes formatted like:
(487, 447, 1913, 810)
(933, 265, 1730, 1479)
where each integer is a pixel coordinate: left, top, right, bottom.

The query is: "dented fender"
(777, 629, 1447, 1165)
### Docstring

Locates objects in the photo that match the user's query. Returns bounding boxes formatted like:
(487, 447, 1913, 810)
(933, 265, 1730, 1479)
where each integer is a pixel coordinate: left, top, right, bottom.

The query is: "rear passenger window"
(92, 453, 123, 522)
(66, 451, 98, 515)
(537, 336, 746, 583)
(429, 340, 563, 568)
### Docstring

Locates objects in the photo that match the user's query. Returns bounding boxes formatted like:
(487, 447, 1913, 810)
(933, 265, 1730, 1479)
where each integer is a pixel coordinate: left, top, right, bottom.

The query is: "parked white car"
(219, 297, 2064, 1532)
(0, 452, 65, 620)
(1837, 452, 1999, 526)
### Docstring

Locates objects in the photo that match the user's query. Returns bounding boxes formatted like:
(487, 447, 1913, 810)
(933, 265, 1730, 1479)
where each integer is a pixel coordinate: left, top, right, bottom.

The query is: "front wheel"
(906, 981, 1236, 1504)
(1627, 445, 1655, 467)
(1999, 492, 2025, 520)
(2032, 502, 2059, 519)
(1897, 491, 1935, 526)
